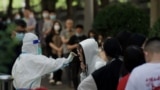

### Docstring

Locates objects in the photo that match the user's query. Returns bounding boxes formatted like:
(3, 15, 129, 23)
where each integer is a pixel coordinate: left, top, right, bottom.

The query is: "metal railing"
(0, 74, 13, 90)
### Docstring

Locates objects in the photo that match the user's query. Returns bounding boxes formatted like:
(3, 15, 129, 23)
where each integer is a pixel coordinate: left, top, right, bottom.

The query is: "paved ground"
(41, 69, 74, 90)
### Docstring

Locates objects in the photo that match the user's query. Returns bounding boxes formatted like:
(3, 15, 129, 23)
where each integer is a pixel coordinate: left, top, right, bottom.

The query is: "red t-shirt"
(117, 74, 130, 90)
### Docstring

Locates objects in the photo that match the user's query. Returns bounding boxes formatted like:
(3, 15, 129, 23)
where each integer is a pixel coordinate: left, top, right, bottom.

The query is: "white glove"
(64, 52, 77, 64)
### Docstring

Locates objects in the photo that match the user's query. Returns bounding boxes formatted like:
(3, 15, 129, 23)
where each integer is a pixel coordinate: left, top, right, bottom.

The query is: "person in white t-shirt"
(126, 37, 160, 90)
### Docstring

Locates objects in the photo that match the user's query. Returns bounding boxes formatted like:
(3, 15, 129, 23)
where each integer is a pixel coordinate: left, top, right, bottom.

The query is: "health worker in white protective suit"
(77, 38, 106, 81)
(12, 33, 76, 89)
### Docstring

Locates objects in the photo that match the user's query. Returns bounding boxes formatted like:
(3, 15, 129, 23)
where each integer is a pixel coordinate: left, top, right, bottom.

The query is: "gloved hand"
(64, 52, 77, 64)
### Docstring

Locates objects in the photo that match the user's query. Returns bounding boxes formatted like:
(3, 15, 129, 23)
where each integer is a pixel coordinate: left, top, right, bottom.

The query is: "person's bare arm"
(61, 36, 69, 44)
(49, 42, 61, 52)
(67, 44, 78, 51)
(43, 28, 51, 36)
(26, 18, 36, 32)
(26, 25, 35, 32)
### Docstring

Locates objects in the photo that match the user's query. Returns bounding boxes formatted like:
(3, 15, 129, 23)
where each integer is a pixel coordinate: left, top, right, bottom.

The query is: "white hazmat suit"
(12, 33, 76, 89)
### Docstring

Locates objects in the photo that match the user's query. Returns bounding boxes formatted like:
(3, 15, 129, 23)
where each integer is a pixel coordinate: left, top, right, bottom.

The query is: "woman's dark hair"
(124, 46, 145, 72)
(50, 20, 62, 35)
(88, 29, 97, 39)
(103, 38, 122, 59)
(78, 44, 86, 65)
(78, 44, 88, 75)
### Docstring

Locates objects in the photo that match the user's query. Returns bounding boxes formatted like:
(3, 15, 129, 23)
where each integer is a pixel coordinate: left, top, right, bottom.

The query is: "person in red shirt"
(117, 46, 145, 90)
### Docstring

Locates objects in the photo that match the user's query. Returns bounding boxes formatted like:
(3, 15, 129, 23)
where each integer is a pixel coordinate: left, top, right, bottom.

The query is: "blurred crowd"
(1, 7, 160, 90)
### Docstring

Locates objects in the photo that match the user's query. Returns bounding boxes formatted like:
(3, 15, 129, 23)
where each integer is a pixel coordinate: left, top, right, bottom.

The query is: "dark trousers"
(51, 54, 63, 82)
(53, 69, 62, 81)
(69, 57, 80, 90)
(64, 54, 80, 90)
(63, 53, 72, 86)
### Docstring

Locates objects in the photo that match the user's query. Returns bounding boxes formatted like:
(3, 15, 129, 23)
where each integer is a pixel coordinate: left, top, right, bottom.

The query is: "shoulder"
(127, 64, 147, 83)
(35, 55, 49, 60)
(68, 35, 77, 42)
(78, 75, 97, 90)
(82, 35, 87, 38)
(95, 57, 106, 70)
(131, 63, 147, 74)
(71, 35, 76, 38)
(111, 59, 123, 65)
(81, 75, 94, 83)
(92, 65, 106, 78)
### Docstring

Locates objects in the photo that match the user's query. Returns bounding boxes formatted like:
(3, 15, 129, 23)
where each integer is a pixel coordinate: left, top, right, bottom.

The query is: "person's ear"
(144, 51, 148, 56)
(144, 51, 150, 62)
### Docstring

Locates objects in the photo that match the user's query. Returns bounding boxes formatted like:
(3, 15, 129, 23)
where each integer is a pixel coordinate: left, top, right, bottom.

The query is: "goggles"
(23, 39, 40, 45)
(33, 40, 40, 44)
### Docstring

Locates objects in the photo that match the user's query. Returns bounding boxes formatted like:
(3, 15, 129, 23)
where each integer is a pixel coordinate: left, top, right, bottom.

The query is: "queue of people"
(1, 7, 160, 90)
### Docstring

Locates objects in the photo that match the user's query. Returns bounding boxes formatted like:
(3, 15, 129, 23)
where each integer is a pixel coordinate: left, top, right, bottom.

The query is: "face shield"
(33, 40, 42, 55)
(22, 33, 42, 55)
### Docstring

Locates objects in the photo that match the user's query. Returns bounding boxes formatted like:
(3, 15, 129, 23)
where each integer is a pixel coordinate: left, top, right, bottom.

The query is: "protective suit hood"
(22, 33, 40, 54)
(79, 38, 105, 75)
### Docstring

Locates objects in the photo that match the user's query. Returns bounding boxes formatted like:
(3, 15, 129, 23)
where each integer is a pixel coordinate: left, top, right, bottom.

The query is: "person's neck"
(149, 54, 160, 63)
(67, 28, 72, 32)
(25, 16, 29, 19)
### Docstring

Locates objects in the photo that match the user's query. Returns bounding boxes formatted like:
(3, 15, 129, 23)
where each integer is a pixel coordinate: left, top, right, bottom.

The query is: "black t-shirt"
(45, 34, 53, 57)
(92, 59, 122, 90)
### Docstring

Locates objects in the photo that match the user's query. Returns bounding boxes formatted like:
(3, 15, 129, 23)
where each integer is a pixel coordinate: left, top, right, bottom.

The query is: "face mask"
(6, 19, 11, 24)
(29, 14, 34, 18)
(76, 33, 82, 37)
(15, 33, 25, 41)
(50, 15, 56, 20)
(54, 25, 60, 31)
(42, 13, 49, 18)
(37, 47, 42, 55)
(15, 15, 21, 20)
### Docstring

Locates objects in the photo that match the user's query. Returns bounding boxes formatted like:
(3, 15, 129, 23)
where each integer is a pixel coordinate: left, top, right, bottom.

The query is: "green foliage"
(0, 23, 18, 73)
(93, 3, 150, 36)
(149, 18, 160, 38)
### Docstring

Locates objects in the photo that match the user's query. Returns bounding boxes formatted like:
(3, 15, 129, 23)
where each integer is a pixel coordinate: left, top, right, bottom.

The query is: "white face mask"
(54, 25, 60, 31)
(6, 19, 11, 24)
(37, 46, 42, 55)
(29, 14, 34, 18)
(50, 15, 56, 20)
(15, 15, 21, 20)
(42, 13, 49, 18)
(76, 33, 82, 37)
(15, 33, 25, 41)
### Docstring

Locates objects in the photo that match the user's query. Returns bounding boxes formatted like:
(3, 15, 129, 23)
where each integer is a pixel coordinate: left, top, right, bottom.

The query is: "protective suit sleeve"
(31, 56, 66, 77)
(64, 52, 77, 64)
(32, 52, 77, 77)
(78, 75, 97, 90)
